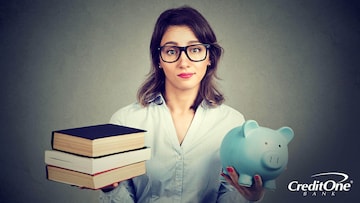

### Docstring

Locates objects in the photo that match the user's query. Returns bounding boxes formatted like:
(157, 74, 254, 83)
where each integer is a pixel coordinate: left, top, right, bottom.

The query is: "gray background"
(1, 0, 359, 202)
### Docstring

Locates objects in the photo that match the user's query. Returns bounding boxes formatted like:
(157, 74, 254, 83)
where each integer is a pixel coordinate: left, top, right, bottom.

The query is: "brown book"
(45, 147, 151, 174)
(46, 161, 146, 189)
(52, 124, 146, 157)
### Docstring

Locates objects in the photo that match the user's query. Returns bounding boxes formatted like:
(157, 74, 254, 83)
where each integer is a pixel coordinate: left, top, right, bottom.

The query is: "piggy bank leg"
(264, 179, 276, 190)
(238, 174, 253, 187)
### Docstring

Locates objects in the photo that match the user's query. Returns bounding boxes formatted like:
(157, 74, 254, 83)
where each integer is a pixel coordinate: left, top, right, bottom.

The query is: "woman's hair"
(137, 6, 224, 109)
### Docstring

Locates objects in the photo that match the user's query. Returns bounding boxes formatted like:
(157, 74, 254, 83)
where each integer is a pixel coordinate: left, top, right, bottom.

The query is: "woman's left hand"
(221, 166, 265, 201)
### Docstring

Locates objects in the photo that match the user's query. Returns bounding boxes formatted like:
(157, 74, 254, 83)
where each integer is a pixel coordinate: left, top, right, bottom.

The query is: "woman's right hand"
(100, 182, 119, 193)
(75, 182, 119, 192)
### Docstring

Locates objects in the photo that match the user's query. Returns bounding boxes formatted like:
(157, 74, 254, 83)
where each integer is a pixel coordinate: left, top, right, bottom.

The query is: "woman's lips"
(178, 72, 195, 79)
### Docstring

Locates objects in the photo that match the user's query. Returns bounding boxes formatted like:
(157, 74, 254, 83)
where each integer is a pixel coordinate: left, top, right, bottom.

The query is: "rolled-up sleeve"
(217, 180, 259, 203)
(99, 180, 135, 203)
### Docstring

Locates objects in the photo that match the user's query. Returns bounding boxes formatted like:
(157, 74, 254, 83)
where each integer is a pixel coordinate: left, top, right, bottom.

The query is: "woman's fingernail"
(255, 175, 260, 180)
(226, 167, 234, 173)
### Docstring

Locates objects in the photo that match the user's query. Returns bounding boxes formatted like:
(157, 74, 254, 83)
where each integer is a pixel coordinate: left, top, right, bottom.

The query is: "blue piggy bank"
(220, 120, 294, 190)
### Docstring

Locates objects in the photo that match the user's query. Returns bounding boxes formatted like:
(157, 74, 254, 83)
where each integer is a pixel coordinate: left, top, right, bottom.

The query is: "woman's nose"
(178, 50, 191, 67)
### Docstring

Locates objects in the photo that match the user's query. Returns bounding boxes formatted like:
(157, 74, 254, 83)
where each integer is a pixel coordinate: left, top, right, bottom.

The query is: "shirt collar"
(147, 93, 212, 109)
(147, 93, 164, 105)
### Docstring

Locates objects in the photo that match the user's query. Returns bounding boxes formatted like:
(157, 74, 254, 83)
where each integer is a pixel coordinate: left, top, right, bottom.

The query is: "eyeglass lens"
(160, 44, 209, 63)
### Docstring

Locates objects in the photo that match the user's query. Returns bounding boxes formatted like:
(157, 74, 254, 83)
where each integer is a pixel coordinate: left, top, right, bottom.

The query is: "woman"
(100, 6, 264, 203)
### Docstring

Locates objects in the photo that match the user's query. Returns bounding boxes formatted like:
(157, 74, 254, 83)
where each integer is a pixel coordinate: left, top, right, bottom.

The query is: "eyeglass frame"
(158, 43, 211, 63)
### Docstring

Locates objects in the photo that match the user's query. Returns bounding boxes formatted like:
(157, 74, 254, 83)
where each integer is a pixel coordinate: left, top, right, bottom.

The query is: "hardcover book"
(52, 124, 146, 157)
(46, 161, 146, 189)
(45, 147, 151, 174)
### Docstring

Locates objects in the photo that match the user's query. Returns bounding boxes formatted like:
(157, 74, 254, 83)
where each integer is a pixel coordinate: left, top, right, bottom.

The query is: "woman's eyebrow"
(188, 40, 201, 44)
(162, 41, 177, 46)
(162, 40, 201, 46)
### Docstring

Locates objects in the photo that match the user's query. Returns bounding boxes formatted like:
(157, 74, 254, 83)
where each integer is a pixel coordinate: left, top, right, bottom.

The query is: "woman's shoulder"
(210, 103, 245, 123)
(217, 103, 241, 112)
(110, 102, 146, 124)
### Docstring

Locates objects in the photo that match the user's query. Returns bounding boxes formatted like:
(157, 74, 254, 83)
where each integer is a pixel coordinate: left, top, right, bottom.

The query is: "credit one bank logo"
(288, 172, 353, 197)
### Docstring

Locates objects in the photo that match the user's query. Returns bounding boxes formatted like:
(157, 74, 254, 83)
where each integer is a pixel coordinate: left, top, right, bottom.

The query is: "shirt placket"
(174, 149, 184, 202)
(160, 102, 185, 202)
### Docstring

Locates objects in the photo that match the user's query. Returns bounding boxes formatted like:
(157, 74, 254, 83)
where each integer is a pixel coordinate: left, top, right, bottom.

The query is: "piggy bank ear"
(243, 120, 259, 137)
(277, 127, 294, 143)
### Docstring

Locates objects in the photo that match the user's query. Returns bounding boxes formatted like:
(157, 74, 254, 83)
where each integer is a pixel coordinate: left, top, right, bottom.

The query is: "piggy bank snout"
(261, 151, 285, 170)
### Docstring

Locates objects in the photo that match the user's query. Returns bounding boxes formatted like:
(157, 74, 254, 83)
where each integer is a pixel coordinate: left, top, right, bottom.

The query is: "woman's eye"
(190, 47, 201, 53)
(166, 50, 176, 55)
(167, 50, 175, 55)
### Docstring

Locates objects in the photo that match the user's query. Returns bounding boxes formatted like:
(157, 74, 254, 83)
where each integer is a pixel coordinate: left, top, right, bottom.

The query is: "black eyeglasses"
(158, 44, 211, 63)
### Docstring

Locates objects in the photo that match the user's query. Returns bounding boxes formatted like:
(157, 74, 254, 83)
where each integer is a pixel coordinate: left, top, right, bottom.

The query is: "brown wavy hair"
(137, 6, 224, 110)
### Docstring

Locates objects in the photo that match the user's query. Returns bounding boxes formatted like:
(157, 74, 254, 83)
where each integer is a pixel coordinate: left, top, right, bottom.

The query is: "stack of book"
(45, 124, 150, 189)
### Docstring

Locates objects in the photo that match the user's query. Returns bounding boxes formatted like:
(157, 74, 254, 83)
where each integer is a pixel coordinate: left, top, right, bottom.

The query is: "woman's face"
(159, 25, 210, 93)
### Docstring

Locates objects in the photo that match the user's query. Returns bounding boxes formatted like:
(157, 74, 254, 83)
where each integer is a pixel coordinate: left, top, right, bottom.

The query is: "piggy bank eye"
(278, 145, 281, 148)
(265, 142, 268, 145)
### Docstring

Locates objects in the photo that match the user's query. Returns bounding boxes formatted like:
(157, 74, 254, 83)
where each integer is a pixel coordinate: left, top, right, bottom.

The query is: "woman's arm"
(219, 167, 265, 202)
(99, 180, 136, 203)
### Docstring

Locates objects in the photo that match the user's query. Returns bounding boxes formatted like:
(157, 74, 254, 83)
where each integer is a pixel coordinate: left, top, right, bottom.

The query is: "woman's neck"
(164, 88, 199, 114)
(164, 86, 198, 145)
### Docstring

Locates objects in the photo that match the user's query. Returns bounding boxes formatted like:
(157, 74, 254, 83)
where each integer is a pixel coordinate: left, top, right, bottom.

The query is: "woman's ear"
(208, 57, 213, 68)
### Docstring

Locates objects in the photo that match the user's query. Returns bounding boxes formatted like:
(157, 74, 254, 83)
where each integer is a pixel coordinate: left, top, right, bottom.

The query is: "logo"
(288, 172, 354, 197)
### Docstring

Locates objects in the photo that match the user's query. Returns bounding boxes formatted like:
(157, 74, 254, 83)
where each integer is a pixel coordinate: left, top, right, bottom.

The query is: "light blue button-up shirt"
(99, 95, 255, 203)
